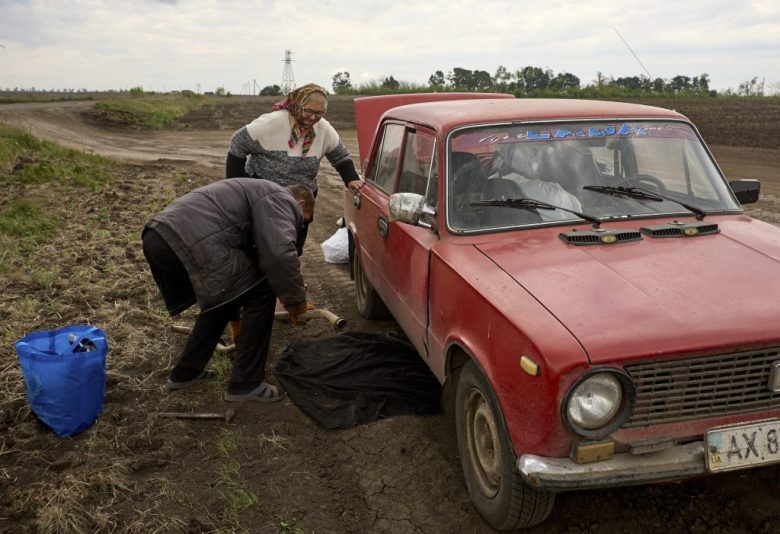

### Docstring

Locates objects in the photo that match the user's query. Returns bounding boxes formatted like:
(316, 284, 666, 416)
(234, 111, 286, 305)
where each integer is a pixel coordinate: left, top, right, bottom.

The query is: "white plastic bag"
(321, 227, 349, 264)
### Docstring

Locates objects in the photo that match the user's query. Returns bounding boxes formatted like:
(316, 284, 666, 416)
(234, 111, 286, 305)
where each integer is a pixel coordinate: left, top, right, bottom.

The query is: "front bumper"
(518, 441, 705, 491)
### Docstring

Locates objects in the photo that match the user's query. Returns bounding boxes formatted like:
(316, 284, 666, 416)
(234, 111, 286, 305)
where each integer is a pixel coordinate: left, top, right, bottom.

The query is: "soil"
(1, 96, 780, 534)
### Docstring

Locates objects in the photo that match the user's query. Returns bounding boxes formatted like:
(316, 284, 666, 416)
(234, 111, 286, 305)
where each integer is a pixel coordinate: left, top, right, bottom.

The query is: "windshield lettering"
(534, 123, 646, 141)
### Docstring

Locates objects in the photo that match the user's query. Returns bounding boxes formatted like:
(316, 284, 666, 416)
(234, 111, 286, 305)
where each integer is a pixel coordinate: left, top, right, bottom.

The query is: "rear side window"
(369, 123, 404, 192)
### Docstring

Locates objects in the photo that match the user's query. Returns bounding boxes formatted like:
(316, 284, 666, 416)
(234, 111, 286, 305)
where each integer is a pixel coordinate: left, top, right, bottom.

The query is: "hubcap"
(464, 388, 502, 497)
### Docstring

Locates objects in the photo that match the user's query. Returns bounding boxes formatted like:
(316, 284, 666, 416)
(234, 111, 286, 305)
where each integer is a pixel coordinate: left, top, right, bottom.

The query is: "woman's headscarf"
(272, 83, 327, 156)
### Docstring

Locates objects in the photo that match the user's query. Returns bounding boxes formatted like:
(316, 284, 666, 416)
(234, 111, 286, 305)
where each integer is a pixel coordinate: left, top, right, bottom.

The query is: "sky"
(1, 0, 779, 94)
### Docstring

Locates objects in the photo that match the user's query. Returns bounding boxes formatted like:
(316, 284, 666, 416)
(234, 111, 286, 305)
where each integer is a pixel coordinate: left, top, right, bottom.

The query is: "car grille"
(558, 229, 642, 246)
(639, 222, 720, 238)
(624, 347, 780, 427)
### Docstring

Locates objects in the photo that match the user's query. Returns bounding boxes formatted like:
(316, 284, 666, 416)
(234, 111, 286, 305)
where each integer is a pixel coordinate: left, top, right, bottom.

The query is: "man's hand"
(287, 302, 315, 325)
(347, 179, 364, 193)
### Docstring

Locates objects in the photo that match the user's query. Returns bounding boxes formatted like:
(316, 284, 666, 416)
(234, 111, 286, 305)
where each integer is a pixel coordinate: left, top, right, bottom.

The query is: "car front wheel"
(455, 360, 555, 530)
(352, 249, 389, 319)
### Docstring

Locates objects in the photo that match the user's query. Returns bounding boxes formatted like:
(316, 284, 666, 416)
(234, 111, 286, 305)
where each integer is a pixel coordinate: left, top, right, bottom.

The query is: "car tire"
(455, 360, 555, 530)
(352, 249, 389, 319)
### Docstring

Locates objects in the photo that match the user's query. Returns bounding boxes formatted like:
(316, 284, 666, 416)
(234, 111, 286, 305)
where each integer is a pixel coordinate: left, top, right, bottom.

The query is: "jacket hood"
(476, 216, 780, 363)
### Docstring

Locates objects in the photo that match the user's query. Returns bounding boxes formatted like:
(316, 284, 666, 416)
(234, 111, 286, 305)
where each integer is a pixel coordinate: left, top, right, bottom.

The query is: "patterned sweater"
(228, 110, 355, 193)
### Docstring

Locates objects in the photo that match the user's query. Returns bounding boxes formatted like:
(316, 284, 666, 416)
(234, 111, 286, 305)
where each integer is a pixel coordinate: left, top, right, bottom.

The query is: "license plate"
(706, 419, 780, 473)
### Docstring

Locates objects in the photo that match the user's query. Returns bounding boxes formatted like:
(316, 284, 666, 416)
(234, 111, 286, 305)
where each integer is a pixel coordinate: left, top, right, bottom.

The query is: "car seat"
(449, 152, 487, 229)
(494, 141, 602, 207)
(478, 177, 534, 226)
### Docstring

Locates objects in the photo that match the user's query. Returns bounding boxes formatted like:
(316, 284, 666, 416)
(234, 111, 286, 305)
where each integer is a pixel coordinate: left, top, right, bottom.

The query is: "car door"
(354, 122, 438, 359)
(351, 122, 403, 304)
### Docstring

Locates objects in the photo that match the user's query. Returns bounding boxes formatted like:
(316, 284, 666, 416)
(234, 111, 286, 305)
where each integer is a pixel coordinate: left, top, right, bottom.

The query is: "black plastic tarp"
(274, 332, 442, 429)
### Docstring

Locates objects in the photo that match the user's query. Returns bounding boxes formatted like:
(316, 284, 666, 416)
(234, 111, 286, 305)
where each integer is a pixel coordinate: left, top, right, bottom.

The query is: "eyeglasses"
(302, 108, 326, 118)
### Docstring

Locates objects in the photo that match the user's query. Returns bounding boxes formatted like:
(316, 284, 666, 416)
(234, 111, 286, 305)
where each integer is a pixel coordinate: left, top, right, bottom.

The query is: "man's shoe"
(224, 381, 287, 403)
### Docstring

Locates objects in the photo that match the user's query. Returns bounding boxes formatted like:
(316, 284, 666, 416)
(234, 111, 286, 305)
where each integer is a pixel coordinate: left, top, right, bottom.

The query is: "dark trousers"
(142, 228, 277, 388)
(296, 219, 310, 256)
(142, 228, 196, 316)
(177, 281, 276, 387)
(294, 188, 317, 255)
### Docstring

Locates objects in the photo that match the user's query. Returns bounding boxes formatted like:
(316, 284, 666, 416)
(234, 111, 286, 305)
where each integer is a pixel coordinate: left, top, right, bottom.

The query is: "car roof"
(383, 98, 689, 133)
(353, 93, 511, 168)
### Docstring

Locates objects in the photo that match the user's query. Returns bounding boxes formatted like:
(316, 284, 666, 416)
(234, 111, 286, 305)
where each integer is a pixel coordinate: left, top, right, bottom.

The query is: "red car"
(343, 94, 776, 530)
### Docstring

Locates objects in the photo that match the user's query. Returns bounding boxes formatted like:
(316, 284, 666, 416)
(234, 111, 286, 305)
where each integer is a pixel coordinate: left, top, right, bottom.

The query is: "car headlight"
(564, 371, 633, 437)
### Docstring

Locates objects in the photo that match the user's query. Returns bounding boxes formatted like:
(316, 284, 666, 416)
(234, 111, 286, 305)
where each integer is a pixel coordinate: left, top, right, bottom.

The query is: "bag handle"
(15, 326, 107, 359)
(68, 326, 106, 354)
(15, 340, 45, 358)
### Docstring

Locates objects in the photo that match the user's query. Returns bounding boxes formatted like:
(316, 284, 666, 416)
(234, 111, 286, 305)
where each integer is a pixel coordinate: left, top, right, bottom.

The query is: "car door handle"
(377, 214, 389, 238)
(352, 192, 361, 208)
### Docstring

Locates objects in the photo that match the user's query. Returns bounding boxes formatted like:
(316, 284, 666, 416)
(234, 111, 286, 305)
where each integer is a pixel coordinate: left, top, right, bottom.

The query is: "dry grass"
(256, 430, 289, 451)
(0, 132, 226, 530)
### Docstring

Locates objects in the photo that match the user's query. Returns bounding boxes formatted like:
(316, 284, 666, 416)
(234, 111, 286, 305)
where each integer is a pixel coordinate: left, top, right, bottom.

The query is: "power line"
(613, 27, 653, 79)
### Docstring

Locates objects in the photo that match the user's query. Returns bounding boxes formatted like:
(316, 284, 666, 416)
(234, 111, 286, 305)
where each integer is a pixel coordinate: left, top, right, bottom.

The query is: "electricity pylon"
(281, 50, 295, 94)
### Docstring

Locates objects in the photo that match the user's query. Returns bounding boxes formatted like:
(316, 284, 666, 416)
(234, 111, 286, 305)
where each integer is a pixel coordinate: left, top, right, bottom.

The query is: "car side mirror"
(729, 179, 761, 205)
(389, 193, 435, 228)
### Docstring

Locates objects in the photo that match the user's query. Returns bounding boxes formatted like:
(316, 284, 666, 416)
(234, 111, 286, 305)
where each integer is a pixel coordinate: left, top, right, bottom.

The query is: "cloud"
(0, 0, 777, 92)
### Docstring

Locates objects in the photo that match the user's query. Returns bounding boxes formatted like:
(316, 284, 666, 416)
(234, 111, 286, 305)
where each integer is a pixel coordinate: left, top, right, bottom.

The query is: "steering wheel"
(619, 173, 668, 195)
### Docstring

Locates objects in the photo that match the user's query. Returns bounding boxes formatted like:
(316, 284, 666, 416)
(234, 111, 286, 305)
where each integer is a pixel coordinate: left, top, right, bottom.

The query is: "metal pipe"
(274, 308, 347, 331)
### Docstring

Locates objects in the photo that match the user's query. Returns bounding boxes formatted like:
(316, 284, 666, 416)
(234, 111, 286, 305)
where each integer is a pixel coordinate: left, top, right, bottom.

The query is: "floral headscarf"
(272, 83, 327, 156)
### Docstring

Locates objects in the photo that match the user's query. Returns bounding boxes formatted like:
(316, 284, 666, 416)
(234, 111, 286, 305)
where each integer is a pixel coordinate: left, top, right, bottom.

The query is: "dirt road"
(2, 98, 780, 533)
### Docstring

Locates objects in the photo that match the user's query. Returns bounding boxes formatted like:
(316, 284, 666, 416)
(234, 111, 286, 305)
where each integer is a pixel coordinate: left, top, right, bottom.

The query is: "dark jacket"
(144, 178, 306, 312)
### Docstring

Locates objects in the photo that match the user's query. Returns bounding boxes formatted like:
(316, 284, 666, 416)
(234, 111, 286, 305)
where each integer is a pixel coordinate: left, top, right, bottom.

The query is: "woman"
(226, 83, 363, 254)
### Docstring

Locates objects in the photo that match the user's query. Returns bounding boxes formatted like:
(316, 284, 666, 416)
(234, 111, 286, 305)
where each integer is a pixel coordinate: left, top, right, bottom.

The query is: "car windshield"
(446, 120, 741, 232)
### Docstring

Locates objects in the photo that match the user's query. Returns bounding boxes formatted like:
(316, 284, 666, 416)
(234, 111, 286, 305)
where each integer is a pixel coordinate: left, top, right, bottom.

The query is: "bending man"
(142, 178, 315, 402)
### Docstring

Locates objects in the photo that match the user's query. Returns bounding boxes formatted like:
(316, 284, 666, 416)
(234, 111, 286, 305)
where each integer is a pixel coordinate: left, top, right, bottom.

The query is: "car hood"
(476, 217, 780, 363)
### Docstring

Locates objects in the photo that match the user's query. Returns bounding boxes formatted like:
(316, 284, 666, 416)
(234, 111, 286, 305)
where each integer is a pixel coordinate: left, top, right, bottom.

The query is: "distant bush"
(351, 80, 434, 96)
(93, 94, 215, 129)
(260, 84, 282, 96)
(129, 86, 144, 96)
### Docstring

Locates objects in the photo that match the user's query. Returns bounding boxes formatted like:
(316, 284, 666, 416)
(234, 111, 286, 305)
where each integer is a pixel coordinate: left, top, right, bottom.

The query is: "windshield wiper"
(471, 197, 604, 227)
(583, 185, 708, 220)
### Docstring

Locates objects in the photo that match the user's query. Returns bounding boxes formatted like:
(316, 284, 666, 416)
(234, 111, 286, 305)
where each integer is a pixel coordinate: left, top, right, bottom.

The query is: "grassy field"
(0, 119, 216, 531)
(0, 123, 115, 262)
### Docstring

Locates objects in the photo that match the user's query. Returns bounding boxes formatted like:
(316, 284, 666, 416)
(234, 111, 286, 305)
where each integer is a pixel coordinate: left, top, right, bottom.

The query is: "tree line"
(3, 69, 773, 98)
(325, 66, 774, 98)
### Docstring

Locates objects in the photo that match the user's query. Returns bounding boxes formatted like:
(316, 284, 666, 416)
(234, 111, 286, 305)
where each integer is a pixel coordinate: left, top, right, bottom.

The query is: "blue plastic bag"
(14, 325, 108, 438)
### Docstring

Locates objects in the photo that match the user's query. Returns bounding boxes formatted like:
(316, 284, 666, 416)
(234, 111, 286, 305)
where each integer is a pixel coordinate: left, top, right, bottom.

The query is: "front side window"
(369, 123, 404, 192)
(398, 131, 436, 197)
(447, 121, 740, 232)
